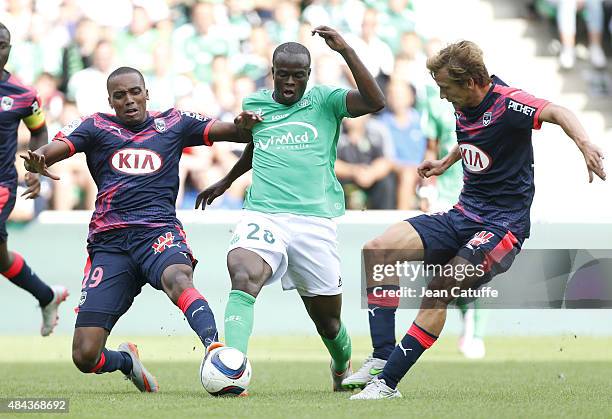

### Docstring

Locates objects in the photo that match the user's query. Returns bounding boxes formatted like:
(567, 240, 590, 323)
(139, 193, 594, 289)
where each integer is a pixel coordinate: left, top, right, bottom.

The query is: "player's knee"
(161, 265, 194, 301)
(316, 316, 341, 340)
(363, 236, 386, 252)
(72, 345, 102, 373)
(229, 267, 263, 297)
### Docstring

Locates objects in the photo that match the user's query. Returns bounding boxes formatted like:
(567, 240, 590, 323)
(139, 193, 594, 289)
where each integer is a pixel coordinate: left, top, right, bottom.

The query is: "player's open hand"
(417, 159, 446, 179)
(312, 26, 349, 53)
(195, 179, 231, 210)
(234, 111, 263, 131)
(20, 150, 60, 180)
(580, 142, 606, 182)
(21, 172, 41, 199)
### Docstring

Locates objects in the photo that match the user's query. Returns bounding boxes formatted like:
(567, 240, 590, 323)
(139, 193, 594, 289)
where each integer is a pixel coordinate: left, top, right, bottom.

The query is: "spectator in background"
(377, 0, 418, 54)
(379, 79, 427, 210)
(173, 1, 236, 83)
(7, 13, 58, 85)
(67, 40, 115, 115)
(34, 73, 64, 125)
(548, 0, 607, 69)
(146, 43, 192, 111)
(235, 26, 272, 88)
(336, 116, 396, 210)
(265, 1, 300, 44)
(302, 0, 366, 35)
(114, 6, 159, 74)
(59, 18, 100, 93)
(225, 0, 260, 45)
(346, 8, 394, 85)
(49, 101, 96, 211)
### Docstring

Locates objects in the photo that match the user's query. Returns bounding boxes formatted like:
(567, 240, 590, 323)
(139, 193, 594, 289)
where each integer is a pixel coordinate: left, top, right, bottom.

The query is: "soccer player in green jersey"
(196, 26, 385, 391)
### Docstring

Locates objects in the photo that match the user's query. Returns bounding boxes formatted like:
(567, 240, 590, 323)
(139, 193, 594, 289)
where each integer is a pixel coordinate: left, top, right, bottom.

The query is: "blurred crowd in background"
(2, 0, 612, 222)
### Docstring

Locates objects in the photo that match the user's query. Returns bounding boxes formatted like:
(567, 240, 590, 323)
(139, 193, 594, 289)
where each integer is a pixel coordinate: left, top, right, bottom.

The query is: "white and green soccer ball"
(200, 346, 252, 396)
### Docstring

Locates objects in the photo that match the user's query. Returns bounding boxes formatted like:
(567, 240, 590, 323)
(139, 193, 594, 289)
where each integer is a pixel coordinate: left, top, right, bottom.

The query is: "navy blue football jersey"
(53, 109, 215, 241)
(453, 76, 550, 238)
(0, 71, 45, 184)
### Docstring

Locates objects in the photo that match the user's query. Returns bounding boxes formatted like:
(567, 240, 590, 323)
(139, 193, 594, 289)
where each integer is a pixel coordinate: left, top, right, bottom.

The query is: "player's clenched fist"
(234, 111, 263, 130)
(417, 159, 447, 179)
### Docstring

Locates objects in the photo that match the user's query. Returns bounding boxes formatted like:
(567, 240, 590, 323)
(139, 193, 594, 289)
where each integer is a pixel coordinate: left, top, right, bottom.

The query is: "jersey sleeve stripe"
(532, 101, 550, 130)
(53, 135, 76, 156)
(203, 119, 217, 146)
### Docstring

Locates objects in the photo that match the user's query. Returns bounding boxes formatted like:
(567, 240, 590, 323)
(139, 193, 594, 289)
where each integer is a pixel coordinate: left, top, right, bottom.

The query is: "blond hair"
(426, 40, 491, 87)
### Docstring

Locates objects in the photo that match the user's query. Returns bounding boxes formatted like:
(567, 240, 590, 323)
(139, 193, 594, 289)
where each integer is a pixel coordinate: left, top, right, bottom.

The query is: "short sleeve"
(317, 85, 351, 119)
(178, 110, 217, 148)
(53, 117, 93, 156)
(22, 94, 46, 131)
(497, 86, 550, 130)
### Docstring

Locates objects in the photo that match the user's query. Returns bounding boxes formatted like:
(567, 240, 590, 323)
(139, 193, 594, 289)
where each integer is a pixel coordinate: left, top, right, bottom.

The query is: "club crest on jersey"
(467, 231, 494, 250)
(1, 96, 13, 111)
(459, 143, 492, 173)
(482, 111, 492, 126)
(152, 232, 180, 254)
(110, 148, 162, 175)
(79, 291, 87, 306)
(154, 118, 166, 133)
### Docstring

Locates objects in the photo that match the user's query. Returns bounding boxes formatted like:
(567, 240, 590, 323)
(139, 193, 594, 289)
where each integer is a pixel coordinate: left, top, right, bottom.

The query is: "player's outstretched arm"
(28, 123, 48, 151)
(417, 144, 461, 179)
(20, 141, 71, 181)
(312, 26, 385, 117)
(539, 104, 606, 182)
(207, 111, 263, 143)
(195, 142, 254, 210)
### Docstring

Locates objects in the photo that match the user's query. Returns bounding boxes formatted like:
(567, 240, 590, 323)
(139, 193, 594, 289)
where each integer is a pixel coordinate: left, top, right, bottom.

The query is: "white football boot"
(40, 285, 69, 337)
(341, 356, 387, 390)
(349, 377, 402, 400)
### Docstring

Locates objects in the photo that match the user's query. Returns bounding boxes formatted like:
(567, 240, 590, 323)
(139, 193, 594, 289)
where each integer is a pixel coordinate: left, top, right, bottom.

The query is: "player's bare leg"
(0, 240, 68, 336)
(343, 221, 424, 389)
(301, 294, 352, 391)
(72, 325, 157, 392)
(161, 264, 219, 348)
(224, 248, 272, 354)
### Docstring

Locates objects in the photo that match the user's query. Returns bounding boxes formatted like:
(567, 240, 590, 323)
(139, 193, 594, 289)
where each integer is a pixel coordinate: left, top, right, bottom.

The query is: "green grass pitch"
(1, 335, 611, 418)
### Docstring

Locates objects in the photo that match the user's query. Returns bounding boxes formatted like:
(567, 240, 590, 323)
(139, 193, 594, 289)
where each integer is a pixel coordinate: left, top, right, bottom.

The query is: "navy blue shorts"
(0, 183, 17, 242)
(407, 208, 523, 286)
(75, 224, 196, 331)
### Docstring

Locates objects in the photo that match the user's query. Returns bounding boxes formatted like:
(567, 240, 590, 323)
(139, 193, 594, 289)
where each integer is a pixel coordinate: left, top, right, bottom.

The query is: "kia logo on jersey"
(459, 144, 492, 173)
(110, 148, 162, 175)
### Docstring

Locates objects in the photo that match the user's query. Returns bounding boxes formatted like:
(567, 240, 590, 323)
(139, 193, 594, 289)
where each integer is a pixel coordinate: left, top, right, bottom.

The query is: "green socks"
(224, 290, 256, 354)
(321, 322, 351, 373)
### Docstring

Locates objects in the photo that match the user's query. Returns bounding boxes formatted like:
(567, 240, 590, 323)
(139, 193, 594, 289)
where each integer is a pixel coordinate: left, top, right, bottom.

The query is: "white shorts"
(227, 210, 342, 297)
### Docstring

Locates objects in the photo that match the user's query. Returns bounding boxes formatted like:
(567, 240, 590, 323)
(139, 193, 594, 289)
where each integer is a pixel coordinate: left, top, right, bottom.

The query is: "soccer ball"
(200, 346, 252, 396)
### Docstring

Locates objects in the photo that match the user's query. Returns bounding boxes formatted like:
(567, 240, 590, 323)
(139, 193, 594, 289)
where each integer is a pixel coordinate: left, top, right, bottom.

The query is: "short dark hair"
(106, 66, 145, 91)
(272, 42, 311, 67)
(0, 22, 10, 40)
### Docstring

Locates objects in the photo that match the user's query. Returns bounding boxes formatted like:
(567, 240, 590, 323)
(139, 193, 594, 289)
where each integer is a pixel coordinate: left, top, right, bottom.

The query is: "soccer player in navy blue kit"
(349, 41, 606, 399)
(0, 23, 69, 336)
(22, 67, 260, 392)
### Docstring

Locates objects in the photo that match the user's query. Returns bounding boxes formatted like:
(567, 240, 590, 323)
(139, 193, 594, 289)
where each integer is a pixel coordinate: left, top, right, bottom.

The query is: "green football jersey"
(242, 85, 351, 218)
